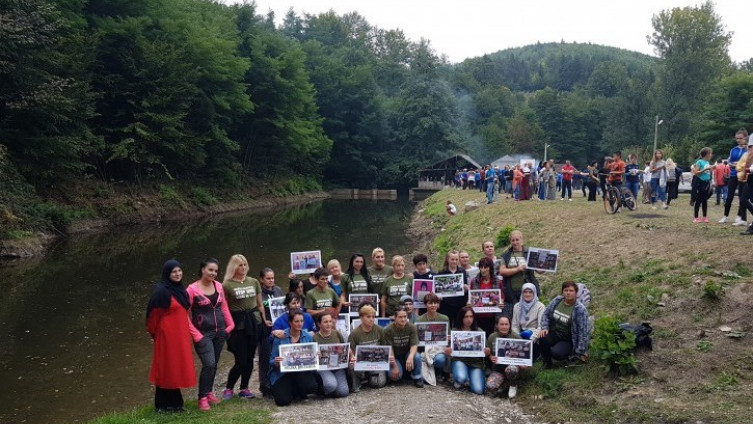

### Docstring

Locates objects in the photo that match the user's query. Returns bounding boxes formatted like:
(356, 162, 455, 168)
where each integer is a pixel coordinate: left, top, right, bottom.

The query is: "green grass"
(88, 402, 273, 424)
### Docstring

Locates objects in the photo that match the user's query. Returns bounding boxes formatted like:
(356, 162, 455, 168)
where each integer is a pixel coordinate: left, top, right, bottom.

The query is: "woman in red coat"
(146, 260, 196, 413)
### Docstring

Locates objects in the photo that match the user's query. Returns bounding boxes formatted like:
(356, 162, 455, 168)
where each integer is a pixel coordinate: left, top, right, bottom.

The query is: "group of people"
(146, 232, 591, 412)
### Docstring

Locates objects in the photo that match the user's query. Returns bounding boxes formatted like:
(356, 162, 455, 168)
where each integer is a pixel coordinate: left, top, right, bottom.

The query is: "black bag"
(618, 322, 653, 350)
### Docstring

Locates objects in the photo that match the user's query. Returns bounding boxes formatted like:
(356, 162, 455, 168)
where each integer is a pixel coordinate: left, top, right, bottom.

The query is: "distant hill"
(454, 42, 658, 92)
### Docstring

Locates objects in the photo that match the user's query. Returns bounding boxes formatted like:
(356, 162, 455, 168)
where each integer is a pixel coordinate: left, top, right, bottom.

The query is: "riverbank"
(0, 181, 329, 260)
(416, 188, 753, 424)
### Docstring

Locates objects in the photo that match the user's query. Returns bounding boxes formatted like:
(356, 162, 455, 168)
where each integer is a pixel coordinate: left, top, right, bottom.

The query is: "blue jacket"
(541, 295, 589, 356)
(268, 328, 315, 385)
(728, 146, 746, 177)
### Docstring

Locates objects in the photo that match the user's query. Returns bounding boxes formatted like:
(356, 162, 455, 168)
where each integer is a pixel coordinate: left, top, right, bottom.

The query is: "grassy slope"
(420, 189, 753, 424)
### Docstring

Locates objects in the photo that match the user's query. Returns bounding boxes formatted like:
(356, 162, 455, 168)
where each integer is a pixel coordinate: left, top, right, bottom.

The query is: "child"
(446, 200, 457, 216)
(691, 147, 715, 223)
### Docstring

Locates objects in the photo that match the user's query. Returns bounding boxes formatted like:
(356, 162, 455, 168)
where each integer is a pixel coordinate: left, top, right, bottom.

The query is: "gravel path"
(269, 383, 536, 424)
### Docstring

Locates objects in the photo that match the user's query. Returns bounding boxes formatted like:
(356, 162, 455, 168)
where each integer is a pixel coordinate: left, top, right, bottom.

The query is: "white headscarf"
(518, 282, 539, 325)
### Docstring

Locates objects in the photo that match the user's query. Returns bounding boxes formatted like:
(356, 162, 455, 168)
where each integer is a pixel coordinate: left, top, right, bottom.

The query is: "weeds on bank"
(88, 402, 272, 424)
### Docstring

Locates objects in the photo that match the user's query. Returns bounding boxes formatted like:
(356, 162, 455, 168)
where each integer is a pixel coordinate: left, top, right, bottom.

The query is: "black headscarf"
(146, 259, 190, 320)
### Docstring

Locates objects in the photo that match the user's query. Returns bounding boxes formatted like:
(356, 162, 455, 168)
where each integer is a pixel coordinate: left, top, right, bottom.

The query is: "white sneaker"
(568, 198, 572, 201)
(718, 216, 728, 224)
(508, 385, 517, 398)
(652, 206, 657, 210)
(733, 217, 747, 227)
(662, 203, 668, 209)
(560, 198, 565, 201)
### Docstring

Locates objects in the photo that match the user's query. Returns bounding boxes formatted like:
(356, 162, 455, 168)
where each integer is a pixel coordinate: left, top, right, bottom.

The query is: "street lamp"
(543, 143, 551, 162)
(653, 115, 664, 152)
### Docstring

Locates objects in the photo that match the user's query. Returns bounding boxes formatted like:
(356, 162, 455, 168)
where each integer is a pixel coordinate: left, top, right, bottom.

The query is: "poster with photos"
(268, 296, 286, 324)
(279, 342, 318, 373)
(354, 345, 392, 371)
(416, 321, 449, 346)
(412, 279, 434, 309)
(318, 343, 350, 370)
(468, 289, 502, 313)
(495, 338, 533, 366)
(348, 293, 379, 317)
(450, 331, 486, 358)
(525, 247, 559, 273)
(336, 314, 350, 340)
(433, 274, 465, 298)
(290, 250, 322, 275)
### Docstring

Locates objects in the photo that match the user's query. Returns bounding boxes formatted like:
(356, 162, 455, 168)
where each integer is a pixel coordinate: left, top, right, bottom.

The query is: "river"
(0, 198, 416, 424)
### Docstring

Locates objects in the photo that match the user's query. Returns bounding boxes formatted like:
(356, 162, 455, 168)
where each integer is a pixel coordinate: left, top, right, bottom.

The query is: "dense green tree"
(648, 1, 732, 139)
(700, 72, 753, 154)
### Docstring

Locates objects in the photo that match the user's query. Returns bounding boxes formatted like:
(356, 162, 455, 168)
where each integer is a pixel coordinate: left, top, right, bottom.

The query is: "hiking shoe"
(702, 217, 709, 223)
(222, 389, 234, 400)
(508, 385, 517, 399)
(206, 392, 220, 405)
(198, 397, 210, 411)
(718, 216, 728, 223)
(238, 389, 255, 399)
(414, 379, 425, 388)
(733, 217, 747, 226)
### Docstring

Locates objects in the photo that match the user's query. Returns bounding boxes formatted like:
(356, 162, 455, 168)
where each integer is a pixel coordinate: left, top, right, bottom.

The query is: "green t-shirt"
(314, 331, 345, 345)
(348, 324, 386, 352)
(416, 312, 449, 323)
(507, 252, 527, 294)
(552, 302, 575, 339)
(346, 274, 369, 295)
(368, 265, 393, 295)
(381, 275, 413, 317)
(486, 331, 520, 350)
(383, 323, 418, 356)
(304, 287, 340, 310)
(223, 277, 261, 312)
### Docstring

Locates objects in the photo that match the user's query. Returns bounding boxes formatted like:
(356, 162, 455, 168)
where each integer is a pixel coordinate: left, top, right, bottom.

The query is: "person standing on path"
(720, 129, 749, 226)
(146, 260, 196, 413)
(560, 160, 575, 201)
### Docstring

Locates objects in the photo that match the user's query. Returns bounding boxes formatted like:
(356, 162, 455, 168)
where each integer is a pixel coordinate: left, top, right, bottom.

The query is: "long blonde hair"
(223, 254, 248, 282)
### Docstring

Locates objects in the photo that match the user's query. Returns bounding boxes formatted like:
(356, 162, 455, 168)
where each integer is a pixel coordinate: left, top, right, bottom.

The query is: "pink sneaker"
(702, 217, 709, 223)
(206, 392, 220, 405)
(198, 397, 210, 411)
(693, 218, 701, 223)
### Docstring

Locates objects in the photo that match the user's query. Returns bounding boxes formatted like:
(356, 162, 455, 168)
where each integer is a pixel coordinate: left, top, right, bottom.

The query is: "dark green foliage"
(590, 316, 638, 375)
(495, 225, 515, 249)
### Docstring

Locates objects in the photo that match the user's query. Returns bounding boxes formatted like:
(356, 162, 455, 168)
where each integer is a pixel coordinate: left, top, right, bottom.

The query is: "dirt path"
(269, 383, 535, 423)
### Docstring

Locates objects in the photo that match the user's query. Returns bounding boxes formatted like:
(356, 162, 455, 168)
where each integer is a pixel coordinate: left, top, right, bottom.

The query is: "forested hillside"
(1, 0, 751, 237)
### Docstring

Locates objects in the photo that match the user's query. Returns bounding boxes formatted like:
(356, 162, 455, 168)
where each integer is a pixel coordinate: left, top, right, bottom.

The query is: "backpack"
(618, 322, 654, 350)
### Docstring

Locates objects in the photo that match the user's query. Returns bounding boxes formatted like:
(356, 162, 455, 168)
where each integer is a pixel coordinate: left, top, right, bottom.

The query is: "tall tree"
(648, 1, 732, 139)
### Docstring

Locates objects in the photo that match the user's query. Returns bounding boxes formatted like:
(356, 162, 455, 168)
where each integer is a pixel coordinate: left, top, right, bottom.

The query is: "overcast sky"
(246, 0, 751, 64)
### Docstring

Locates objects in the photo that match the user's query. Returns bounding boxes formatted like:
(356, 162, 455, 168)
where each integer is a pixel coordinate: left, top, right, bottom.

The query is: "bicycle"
(599, 174, 636, 214)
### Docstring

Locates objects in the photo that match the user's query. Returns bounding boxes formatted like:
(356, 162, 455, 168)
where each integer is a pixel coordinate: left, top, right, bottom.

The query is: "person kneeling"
(384, 306, 423, 387)
(269, 309, 318, 406)
(485, 315, 525, 398)
(539, 281, 589, 368)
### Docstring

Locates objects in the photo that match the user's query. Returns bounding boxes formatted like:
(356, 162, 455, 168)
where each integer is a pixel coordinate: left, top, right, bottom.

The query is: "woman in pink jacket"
(187, 258, 235, 411)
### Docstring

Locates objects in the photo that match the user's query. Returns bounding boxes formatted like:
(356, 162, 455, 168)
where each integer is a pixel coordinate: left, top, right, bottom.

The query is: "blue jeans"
(626, 181, 640, 200)
(486, 180, 495, 203)
(650, 178, 666, 203)
(452, 360, 485, 394)
(392, 352, 422, 381)
(538, 182, 547, 200)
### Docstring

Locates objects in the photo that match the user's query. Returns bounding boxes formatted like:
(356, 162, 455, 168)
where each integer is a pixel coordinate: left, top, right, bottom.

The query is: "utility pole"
(653, 115, 663, 152)
(544, 143, 550, 162)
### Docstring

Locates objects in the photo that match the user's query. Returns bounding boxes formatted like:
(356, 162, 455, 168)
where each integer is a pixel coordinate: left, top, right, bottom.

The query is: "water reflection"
(0, 198, 416, 424)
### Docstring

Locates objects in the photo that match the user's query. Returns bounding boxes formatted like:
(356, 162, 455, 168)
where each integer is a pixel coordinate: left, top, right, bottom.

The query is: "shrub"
(158, 184, 186, 208)
(495, 225, 515, 249)
(590, 316, 638, 375)
(702, 281, 724, 300)
(190, 187, 218, 206)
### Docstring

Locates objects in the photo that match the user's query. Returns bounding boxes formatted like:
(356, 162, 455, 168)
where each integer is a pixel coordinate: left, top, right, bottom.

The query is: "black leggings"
(723, 176, 747, 220)
(226, 332, 258, 391)
(195, 334, 225, 398)
(271, 372, 318, 406)
(693, 180, 711, 218)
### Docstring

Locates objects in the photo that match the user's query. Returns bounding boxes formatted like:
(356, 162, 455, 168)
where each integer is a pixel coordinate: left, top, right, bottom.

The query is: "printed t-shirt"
(381, 275, 413, 317)
(348, 324, 386, 352)
(383, 323, 418, 356)
(223, 277, 261, 312)
(368, 265, 393, 295)
(346, 274, 369, 295)
(507, 252, 527, 294)
(552, 302, 574, 339)
(305, 287, 340, 311)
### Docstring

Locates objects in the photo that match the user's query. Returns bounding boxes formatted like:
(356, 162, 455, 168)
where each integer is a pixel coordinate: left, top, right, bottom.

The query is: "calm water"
(0, 198, 416, 424)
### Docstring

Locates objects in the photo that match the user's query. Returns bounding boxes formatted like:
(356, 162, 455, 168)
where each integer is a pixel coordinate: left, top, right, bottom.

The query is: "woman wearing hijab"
(511, 282, 546, 360)
(146, 260, 196, 413)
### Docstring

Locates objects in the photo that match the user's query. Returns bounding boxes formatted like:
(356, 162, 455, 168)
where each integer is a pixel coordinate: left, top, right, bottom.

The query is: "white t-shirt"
(447, 204, 457, 215)
(643, 166, 652, 183)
